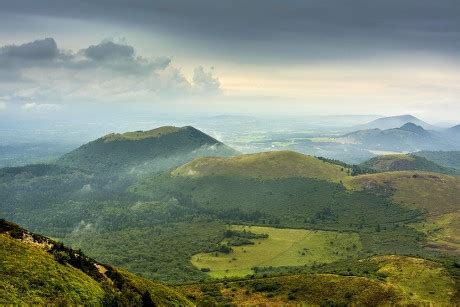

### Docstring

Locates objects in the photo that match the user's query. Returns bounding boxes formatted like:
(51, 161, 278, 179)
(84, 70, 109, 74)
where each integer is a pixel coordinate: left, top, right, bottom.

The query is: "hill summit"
(172, 150, 350, 182)
(58, 126, 237, 173)
(359, 154, 455, 175)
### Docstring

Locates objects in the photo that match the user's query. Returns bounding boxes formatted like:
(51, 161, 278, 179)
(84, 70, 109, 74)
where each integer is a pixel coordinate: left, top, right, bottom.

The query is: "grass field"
(173, 151, 350, 183)
(191, 225, 362, 278)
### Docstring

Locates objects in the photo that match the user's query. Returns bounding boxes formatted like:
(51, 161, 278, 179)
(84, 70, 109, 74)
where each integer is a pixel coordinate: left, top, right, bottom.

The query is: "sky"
(1, 0, 460, 123)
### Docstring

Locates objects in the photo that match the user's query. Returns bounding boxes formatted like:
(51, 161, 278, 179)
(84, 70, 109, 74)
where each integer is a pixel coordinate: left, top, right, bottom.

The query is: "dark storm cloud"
(2, 0, 460, 61)
(0, 38, 170, 74)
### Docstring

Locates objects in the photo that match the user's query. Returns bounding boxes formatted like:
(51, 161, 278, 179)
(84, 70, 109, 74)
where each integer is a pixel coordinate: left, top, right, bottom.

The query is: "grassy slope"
(180, 255, 457, 305)
(180, 274, 401, 305)
(373, 255, 456, 304)
(348, 171, 460, 253)
(192, 225, 361, 278)
(360, 153, 456, 175)
(414, 151, 460, 170)
(0, 233, 105, 305)
(0, 220, 191, 305)
(347, 171, 460, 216)
(172, 150, 350, 183)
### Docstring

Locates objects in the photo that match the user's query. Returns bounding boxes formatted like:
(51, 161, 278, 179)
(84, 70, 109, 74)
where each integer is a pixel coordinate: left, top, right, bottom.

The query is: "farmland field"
(191, 225, 362, 278)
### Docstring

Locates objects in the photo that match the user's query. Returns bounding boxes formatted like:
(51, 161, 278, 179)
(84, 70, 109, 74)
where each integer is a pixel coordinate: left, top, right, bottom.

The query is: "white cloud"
(193, 66, 221, 94)
(0, 101, 6, 110)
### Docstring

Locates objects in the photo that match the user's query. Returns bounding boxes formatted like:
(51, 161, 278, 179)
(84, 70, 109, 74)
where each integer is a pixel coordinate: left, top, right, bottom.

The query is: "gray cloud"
(1, 37, 58, 60)
(2, 1, 460, 62)
(83, 41, 134, 61)
(0, 38, 170, 75)
(78, 40, 171, 74)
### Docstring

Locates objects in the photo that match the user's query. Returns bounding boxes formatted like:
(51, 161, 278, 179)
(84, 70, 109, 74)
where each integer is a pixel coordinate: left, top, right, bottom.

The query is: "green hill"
(413, 151, 460, 171)
(172, 151, 350, 182)
(348, 171, 460, 253)
(57, 126, 237, 174)
(359, 154, 457, 175)
(0, 219, 191, 305)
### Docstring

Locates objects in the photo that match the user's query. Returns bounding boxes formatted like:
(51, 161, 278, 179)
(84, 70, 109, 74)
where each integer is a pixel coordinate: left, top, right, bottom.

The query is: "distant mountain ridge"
(57, 126, 238, 174)
(351, 115, 436, 131)
(340, 123, 458, 152)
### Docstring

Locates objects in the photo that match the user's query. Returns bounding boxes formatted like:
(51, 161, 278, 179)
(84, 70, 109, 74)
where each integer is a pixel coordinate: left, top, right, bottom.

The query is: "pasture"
(191, 225, 362, 278)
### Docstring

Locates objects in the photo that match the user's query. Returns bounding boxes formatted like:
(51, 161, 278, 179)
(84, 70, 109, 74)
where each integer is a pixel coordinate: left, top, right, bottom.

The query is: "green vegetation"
(360, 153, 457, 175)
(102, 126, 183, 141)
(413, 150, 460, 171)
(372, 255, 456, 304)
(348, 171, 460, 216)
(0, 219, 191, 305)
(172, 150, 351, 182)
(191, 225, 362, 278)
(180, 255, 457, 305)
(180, 273, 401, 305)
(134, 174, 422, 233)
(0, 233, 105, 305)
(348, 171, 460, 254)
(57, 125, 237, 173)
(0, 125, 458, 304)
(64, 220, 228, 283)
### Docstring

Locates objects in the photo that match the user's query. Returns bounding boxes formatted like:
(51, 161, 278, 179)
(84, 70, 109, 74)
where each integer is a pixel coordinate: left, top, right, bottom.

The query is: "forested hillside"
(58, 126, 237, 174)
